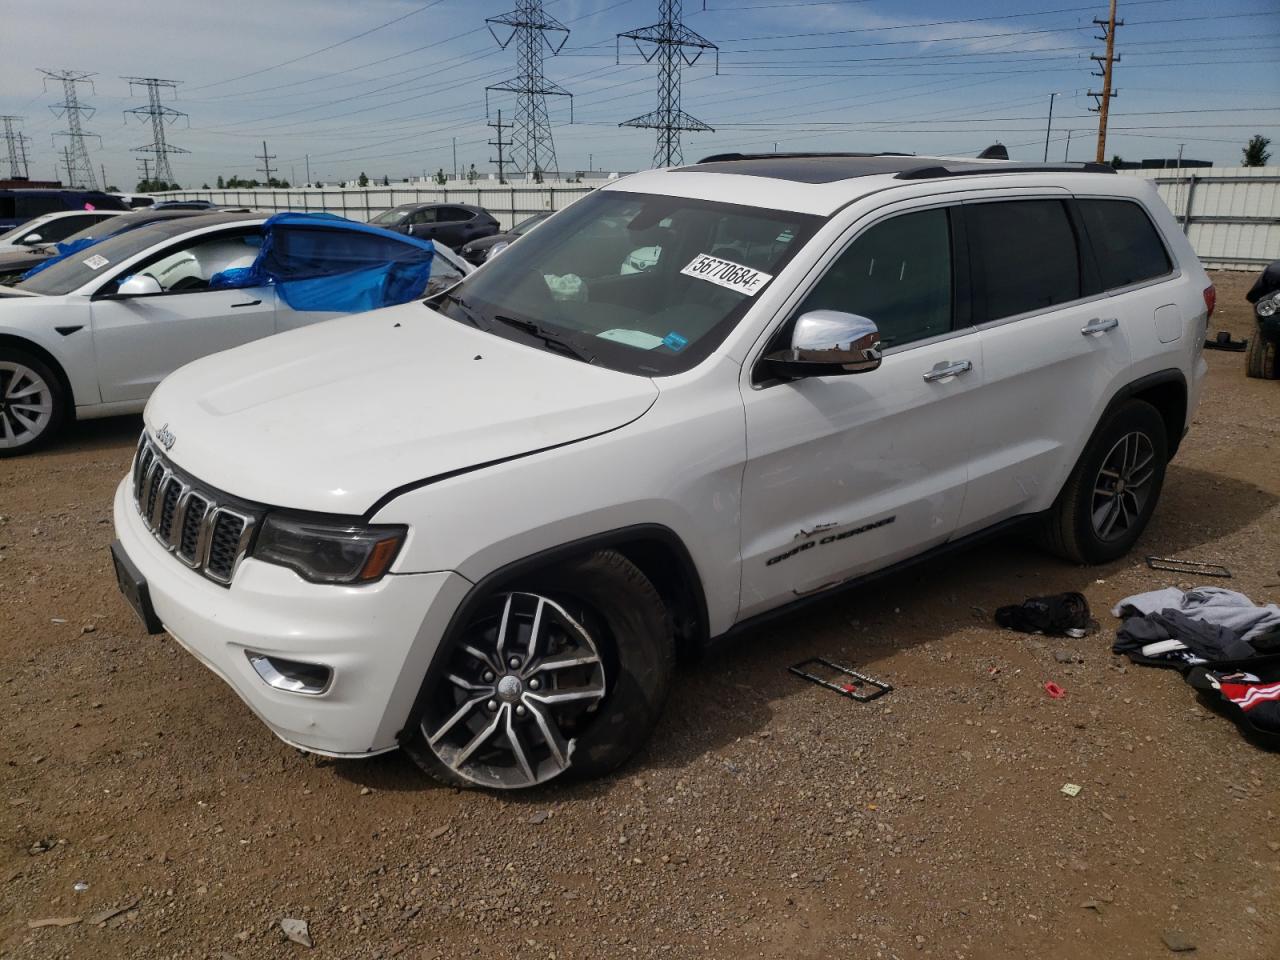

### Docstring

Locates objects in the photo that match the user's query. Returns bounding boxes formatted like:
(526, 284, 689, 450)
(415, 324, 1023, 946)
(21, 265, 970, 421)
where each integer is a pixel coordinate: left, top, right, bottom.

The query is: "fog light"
(246, 652, 332, 695)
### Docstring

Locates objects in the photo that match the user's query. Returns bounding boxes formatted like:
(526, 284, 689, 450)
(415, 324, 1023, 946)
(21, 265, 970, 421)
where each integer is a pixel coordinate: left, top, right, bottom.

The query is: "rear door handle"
(230, 299, 262, 308)
(922, 359, 973, 382)
(1081, 317, 1119, 335)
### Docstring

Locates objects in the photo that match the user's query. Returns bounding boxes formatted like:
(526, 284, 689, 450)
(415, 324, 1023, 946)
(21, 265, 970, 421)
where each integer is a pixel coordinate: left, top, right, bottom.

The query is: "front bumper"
(112, 478, 472, 756)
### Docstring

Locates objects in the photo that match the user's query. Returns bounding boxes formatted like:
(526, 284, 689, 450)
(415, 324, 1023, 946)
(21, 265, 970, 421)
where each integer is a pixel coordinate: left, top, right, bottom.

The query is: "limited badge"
(680, 253, 772, 297)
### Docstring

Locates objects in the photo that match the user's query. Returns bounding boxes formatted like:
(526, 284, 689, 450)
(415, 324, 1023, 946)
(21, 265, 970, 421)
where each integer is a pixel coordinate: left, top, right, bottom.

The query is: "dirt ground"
(2, 270, 1277, 960)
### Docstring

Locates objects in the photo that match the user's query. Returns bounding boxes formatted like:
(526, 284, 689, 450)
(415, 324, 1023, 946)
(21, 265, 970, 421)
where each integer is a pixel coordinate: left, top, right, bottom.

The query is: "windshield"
(370, 206, 412, 226)
(14, 224, 170, 296)
(434, 190, 821, 375)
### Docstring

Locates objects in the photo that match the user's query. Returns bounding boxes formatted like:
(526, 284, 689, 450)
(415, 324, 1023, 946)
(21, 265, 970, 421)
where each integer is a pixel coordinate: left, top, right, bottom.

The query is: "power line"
(486, 1, 573, 179)
(39, 69, 100, 190)
(123, 77, 189, 184)
(0, 117, 32, 179)
(618, 0, 718, 168)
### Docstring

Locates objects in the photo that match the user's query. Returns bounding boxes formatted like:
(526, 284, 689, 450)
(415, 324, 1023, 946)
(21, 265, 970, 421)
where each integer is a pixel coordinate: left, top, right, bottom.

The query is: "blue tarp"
(209, 212, 436, 312)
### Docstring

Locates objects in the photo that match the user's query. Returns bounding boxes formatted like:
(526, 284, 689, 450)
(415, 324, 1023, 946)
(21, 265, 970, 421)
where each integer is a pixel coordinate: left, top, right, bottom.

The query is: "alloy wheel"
(1091, 430, 1156, 542)
(0, 362, 54, 450)
(423, 592, 608, 789)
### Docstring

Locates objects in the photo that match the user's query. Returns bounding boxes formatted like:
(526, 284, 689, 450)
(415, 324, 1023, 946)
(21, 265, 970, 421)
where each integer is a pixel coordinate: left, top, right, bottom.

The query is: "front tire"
(1244, 331, 1278, 379)
(1041, 399, 1169, 564)
(403, 550, 674, 790)
(0, 350, 65, 457)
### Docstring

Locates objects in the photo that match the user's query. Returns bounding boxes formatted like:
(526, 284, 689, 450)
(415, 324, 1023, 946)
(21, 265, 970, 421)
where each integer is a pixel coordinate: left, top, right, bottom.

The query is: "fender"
(394, 522, 709, 744)
(1096, 367, 1188, 456)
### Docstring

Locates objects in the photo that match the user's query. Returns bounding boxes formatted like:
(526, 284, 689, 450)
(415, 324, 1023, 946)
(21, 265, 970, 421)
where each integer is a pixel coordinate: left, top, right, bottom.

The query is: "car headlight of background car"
(254, 515, 406, 584)
(1258, 292, 1280, 318)
(485, 240, 510, 261)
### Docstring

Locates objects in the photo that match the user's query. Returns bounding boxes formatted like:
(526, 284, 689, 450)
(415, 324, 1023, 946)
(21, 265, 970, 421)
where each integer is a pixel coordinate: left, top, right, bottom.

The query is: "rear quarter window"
(1077, 198, 1172, 290)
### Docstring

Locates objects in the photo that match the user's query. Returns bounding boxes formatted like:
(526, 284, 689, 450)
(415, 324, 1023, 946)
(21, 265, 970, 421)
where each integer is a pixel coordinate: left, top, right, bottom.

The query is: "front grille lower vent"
(130, 434, 258, 586)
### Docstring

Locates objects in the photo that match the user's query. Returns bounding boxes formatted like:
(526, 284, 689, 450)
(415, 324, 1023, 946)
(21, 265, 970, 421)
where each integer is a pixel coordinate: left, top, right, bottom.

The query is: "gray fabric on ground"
(1112, 586, 1280, 643)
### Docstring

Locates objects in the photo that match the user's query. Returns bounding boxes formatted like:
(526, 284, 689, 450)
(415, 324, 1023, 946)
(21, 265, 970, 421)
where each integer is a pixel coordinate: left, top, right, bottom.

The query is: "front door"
(90, 228, 276, 403)
(738, 204, 982, 620)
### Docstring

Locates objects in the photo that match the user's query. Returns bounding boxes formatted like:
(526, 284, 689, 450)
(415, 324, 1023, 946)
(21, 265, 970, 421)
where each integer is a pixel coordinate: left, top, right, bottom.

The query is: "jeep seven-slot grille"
(130, 434, 258, 586)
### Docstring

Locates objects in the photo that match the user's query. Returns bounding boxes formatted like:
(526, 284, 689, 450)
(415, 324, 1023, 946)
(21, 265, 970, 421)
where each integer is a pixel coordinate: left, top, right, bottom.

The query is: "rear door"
(91, 228, 276, 402)
(956, 196, 1132, 533)
(431, 207, 476, 248)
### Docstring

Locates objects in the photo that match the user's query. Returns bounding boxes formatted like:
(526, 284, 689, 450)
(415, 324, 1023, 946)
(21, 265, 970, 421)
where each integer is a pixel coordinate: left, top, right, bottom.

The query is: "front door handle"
(1081, 317, 1119, 335)
(922, 359, 973, 382)
(230, 299, 262, 308)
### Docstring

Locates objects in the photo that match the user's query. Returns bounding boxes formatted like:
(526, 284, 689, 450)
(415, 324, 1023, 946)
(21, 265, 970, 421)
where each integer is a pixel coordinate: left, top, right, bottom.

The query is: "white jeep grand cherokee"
(111, 154, 1212, 790)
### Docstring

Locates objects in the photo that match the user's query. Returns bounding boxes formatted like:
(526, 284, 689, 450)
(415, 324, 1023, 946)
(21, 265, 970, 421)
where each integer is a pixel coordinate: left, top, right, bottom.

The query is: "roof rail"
(696, 151, 914, 164)
(895, 161, 1115, 180)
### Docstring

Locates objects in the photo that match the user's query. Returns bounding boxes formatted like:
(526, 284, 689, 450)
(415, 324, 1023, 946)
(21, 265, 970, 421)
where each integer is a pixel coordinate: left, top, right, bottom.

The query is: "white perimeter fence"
(155, 166, 1280, 270)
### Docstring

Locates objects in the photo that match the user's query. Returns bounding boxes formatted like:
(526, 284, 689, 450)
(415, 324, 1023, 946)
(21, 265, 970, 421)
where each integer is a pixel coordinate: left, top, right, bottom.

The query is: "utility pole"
(1064, 129, 1074, 161)
(1043, 92, 1056, 162)
(40, 68, 101, 189)
(122, 77, 189, 186)
(305, 153, 311, 186)
(100, 162, 108, 189)
(488, 109, 512, 185)
(618, 1, 718, 169)
(1089, 0, 1123, 164)
(138, 156, 152, 189)
(1, 116, 32, 179)
(486, 1, 573, 180)
(256, 141, 276, 185)
(452, 136, 457, 180)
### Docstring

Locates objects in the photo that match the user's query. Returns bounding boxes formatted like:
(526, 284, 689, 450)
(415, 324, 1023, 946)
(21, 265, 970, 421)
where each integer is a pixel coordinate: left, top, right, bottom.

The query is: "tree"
(382, 174, 390, 187)
(216, 175, 225, 189)
(1110, 154, 1124, 168)
(1243, 134, 1272, 167)
(434, 167, 447, 185)
(201, 183, 210, 190)
(358, 171, 369, 187)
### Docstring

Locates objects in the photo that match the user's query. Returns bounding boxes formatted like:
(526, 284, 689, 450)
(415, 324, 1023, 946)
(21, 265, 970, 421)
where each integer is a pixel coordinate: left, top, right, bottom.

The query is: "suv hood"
(146, 304, 659, 515)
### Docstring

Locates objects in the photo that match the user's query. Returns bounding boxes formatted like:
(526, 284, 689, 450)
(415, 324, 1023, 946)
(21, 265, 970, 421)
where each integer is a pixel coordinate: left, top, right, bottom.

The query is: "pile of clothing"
(1112, 586, 1280, 747)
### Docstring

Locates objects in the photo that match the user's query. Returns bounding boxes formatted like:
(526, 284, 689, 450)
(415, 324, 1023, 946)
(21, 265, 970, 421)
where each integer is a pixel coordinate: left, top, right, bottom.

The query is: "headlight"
(485, 240, 509, 261)
(1259, 294, 1280, 318)
(253, 515, 406, 584)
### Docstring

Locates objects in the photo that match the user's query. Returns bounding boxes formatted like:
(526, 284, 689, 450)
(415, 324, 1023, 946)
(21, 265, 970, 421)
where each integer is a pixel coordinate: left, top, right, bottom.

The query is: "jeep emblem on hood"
(155, 423, 176, 451)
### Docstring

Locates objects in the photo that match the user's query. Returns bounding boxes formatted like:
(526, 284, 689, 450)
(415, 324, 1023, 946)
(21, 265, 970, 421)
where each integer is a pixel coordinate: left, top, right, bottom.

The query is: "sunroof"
(675, 154, 927, 184)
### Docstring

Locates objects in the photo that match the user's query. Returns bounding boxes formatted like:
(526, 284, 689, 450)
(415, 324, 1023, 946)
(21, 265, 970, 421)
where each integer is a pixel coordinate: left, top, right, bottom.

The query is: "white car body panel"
(113, 164, 1212, 757)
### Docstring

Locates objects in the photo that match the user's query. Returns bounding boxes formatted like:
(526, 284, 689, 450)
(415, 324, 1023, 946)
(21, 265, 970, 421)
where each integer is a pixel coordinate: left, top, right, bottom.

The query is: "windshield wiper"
(491, 314, 596, 364)
(431, 289, 484, 328)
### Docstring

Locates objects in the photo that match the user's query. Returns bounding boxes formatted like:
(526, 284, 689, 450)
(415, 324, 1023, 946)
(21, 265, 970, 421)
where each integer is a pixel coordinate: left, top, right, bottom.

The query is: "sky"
(1, 0, 1278, 189)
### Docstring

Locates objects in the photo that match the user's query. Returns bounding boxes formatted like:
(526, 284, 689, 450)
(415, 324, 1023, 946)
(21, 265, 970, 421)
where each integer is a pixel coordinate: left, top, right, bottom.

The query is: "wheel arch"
(1104, 368, 1188, 458)
(395, 523, 710, 746)
(0, 333, 76, 418)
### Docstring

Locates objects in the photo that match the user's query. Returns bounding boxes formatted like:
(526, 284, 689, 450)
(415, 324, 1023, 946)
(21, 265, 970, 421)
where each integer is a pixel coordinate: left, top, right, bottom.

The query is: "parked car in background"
(0, 209, 211, 285)
(459, 210, 552, 266)
(0, 212, 469, 454)
(112, 194, 156, 209)
(0, 209, 124, 250)
(109, 154, 1211, 791)
(1245, 258, 1280, 379)
(152, 199, 218, 210)
(368, 202, 500, 249)
(0, 189, 129, 229)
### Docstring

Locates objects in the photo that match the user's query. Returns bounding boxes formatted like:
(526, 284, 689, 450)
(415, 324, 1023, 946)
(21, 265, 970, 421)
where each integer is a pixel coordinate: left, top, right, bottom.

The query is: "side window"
(1077, 198, 1172, 290)
(441, 207, 473, 223)
(967, 199, 1081, 322)
(409, 208, 438, 225)
(796, 208, 953, 349)
(16, 196, 64, 217)
(112, 230, 263, 294)
(41, 214, 101, 242)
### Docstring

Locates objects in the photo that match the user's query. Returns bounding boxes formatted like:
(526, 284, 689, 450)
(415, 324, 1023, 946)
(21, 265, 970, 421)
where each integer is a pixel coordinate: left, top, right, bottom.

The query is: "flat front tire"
(1041, 399, 1169, 565)
(403, 550, 675, 790)
(0, 350, 65, 457)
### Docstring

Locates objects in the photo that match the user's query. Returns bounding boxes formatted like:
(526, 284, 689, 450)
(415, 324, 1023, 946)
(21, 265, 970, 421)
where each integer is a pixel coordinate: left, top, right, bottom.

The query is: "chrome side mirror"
(115, 274, 163, 297)
(19, 233, 42, 245)
(766, 310, 882, 378)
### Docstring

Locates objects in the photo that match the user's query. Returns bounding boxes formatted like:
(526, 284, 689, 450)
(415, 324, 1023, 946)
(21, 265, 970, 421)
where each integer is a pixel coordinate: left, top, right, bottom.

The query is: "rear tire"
(0, 349, 66, 458)
(403, 549, 675, 790)
(1244, 331, 1279, 380)
(1040, 399, 1168, 564)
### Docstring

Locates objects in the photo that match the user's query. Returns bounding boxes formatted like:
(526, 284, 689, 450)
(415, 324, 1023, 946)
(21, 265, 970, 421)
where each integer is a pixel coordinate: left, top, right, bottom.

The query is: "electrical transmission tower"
(1, 116, 32, 180)
(618, 1, 717, 168)
(40, 69, 101, 189)
(256, 141, 277, 185)
(123, 77, 189, 185)
(488, 110, 513, 185)
(485, 1, 572, 181)
(1089, 0, 1123, 163)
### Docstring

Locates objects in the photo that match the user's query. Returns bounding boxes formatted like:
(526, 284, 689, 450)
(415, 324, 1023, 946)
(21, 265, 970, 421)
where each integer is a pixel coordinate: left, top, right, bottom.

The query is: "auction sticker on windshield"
(680, 253, 772, 297)
(83, 254, 109, 270)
